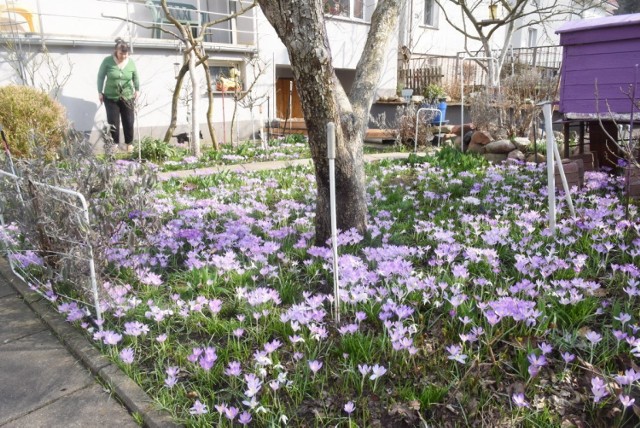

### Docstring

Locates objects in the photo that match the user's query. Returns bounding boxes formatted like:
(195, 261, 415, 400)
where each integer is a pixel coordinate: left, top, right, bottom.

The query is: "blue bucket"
(434, 100, 447, 124)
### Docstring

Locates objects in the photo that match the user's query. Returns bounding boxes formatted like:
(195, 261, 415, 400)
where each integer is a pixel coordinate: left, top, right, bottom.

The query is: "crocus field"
(16, 148, 640, 426)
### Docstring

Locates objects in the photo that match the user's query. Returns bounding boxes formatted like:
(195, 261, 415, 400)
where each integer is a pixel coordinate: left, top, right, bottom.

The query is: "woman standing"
(97, 37, 140, 152)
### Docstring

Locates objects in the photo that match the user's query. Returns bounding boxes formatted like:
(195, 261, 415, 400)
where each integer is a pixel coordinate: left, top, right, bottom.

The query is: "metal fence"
(0, 164, 102, 323)
(399, 45, 563, 100)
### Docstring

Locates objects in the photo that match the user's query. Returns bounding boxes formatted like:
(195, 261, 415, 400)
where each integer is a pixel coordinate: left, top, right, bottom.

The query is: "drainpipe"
(35, 0, 44, 48)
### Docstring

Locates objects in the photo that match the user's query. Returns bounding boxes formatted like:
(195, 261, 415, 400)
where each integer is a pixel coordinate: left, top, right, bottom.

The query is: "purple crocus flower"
(224, 406, 239, 420)
(123, 321, 149, 337)
(561, 352, 575, 364)
(591, 377, 609, 403)
(344, 401, 355, 414)
(512, 393, 529, 408)
(620, 395, 635, 408)
(538, 342, 552, 355)
(238, 411, 252, 425)
(585, 331, 602, 345)
(187, 347, 203, 363)
(369, 364, 387, 380)
(244, 373, 262, 397)
(199, 347, 218, 371)
(446, 344, 468, 364)
(189, 400, 208, 415)
(264, 339, 282, 354)
(225, 361, 242, 377)
(102, 331, 123, 345)
(358, 364, 371, 376)
(308, 360, 323, 374)
(119, 347, 134, 364)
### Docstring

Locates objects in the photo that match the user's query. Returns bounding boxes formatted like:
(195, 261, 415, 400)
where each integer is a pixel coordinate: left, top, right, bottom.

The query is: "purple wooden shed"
(557, 13, 640, 118)
(556, 14, 640, 168)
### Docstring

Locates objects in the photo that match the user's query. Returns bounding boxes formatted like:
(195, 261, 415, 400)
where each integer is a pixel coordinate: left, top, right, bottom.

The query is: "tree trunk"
(257, 0, 403, 245)
(164, 62, 189, 143)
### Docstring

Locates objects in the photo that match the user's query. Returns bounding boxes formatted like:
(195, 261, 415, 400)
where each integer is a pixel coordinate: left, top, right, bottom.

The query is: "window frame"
(527, 28, 538, 48)
(423, 0, 438, 28)
(323, 0, 375, 22)
(209, 62, 243, 93)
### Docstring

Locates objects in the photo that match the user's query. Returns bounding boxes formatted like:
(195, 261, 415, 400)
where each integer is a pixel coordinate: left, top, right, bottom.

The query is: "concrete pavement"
(157, 152, 413, 180)
(0, 259, 177, 428)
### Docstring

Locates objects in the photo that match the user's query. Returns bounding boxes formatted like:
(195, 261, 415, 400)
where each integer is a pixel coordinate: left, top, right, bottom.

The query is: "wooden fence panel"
(399, 66, 443, 95)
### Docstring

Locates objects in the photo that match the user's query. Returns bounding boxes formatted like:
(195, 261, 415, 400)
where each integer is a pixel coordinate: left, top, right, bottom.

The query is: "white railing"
(0, 0, 256, 47)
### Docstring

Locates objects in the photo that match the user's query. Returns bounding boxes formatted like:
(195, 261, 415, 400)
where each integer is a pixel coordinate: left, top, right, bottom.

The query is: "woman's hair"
(114, 37, 130, 53)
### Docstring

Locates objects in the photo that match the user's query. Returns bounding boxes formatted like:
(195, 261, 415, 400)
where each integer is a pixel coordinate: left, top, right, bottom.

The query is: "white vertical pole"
(552, 138, 576, 218)
(327, 122, 340, 324)
(35, 0, 45, 46)
(460, 57, 464, 142)
(541, 102, 556, 234)
(259, 104, 266, 150)
(288, 81, 293, 133)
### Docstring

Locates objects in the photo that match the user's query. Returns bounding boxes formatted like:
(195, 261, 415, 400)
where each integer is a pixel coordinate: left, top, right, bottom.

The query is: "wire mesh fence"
(0, 134, 160, 327)
(0, 165, 102, 322)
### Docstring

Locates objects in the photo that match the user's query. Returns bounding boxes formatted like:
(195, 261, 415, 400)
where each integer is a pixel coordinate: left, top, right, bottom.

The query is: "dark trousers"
(104, 98, 135, 145)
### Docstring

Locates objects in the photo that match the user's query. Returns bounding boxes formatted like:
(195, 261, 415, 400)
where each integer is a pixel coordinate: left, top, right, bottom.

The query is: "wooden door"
(276, 78, 303, 119)
(588, 120, 618, 170)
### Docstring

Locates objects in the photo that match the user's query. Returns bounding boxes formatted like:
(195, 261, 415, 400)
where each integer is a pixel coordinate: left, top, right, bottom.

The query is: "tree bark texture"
(257, 0, 403, 246)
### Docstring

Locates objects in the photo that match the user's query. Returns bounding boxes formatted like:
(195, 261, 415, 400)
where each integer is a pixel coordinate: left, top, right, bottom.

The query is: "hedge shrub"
(0, 85, 68, 158)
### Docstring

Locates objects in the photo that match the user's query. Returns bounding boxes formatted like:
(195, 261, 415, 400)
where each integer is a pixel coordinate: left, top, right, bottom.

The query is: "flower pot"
(401, 88, 414, 103)
(436, 99, 447, 123)
(420, 100, 448, 124)
(489, 4, 498, 20)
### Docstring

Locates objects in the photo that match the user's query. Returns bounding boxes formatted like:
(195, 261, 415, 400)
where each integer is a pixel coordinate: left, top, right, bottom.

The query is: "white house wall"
(406, 0, 612, 56)
(0, 0, 259, 147)
(254, 8, 399, 113)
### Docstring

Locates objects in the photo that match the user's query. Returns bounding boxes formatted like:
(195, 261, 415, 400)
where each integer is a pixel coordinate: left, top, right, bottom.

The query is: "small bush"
(135, 136, 178, 162)
(395, 104, 435, 149)
(0, 85, 68, 158)
(408, 146, 488, 174)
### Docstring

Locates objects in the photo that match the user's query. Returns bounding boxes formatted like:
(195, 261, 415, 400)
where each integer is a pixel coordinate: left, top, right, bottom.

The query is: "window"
(527, 28, 538, 48)
(424, 0, 438, 27)
(210, 63, 242, 92)
(323, 0, 375, 21)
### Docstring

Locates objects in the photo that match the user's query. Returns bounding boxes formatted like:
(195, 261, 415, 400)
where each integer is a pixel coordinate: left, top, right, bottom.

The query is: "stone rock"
(507, 149, 526, 161)
(485, 139, 516, 154)
(555, 159, 582, 190)
(484, 153, 508, 164)
(512, 137, 532, 151)
(461, 131, 473, 152)
(438, 125, 454, 134)
(451, 124, 474, 136)
(556, 158, 579, 174)
(467, 141, 487, 154)
(570, 153, 596, 171)
(471, 131, 492, 146)
(492, 127, 509, 141)
(526, 153, 546, 163)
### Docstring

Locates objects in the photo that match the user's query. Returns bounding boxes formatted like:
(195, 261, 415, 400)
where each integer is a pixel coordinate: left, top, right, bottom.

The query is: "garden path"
(157, 152, 413, 180)
(0, 257, 171, 427)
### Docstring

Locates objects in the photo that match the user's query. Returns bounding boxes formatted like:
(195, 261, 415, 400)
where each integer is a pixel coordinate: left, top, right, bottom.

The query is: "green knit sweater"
(97, 55, 140, 101)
